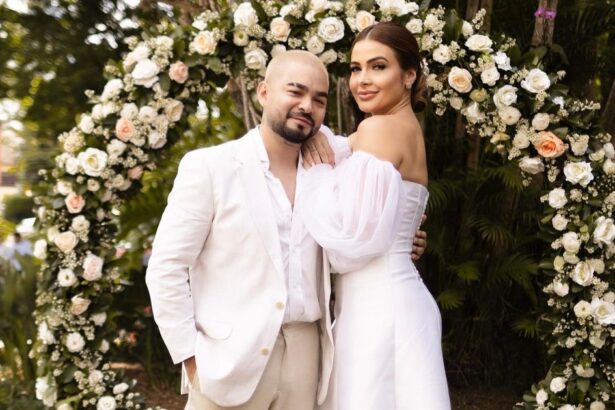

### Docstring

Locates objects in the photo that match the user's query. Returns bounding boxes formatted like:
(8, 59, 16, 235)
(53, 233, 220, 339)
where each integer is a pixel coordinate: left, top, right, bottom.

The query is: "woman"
(299, 22, 451, 409)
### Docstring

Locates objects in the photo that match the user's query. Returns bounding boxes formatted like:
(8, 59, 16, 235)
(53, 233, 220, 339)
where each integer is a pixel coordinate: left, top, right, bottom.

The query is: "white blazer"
(146, 128, 334, 407)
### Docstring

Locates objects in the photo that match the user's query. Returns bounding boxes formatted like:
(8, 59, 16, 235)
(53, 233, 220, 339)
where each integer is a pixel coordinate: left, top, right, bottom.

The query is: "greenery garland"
(31, 1, 614, 409)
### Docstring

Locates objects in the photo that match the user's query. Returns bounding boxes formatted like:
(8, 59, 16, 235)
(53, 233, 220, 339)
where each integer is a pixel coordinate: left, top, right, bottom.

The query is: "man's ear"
(256, 81, 268, 106)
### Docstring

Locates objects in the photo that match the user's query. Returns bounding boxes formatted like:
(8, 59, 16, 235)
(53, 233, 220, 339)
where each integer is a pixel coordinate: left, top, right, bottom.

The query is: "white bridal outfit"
(300, 139, 451, 410)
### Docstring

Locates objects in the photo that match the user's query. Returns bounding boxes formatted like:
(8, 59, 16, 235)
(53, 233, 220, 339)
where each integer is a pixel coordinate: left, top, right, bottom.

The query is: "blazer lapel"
(235, 131, 284, 278)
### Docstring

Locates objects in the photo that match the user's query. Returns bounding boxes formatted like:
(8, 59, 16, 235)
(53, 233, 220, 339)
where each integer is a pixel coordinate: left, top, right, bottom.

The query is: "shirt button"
(261, 347, 269, 356)
(276, 301, 285, 310)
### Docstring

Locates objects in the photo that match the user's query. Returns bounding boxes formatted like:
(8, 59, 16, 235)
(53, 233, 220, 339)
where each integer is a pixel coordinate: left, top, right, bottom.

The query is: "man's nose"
(298, 95, 313, 113)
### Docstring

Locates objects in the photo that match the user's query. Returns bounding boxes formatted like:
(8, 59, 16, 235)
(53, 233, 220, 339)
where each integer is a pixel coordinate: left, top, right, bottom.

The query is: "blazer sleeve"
(145, 150, 214, 364)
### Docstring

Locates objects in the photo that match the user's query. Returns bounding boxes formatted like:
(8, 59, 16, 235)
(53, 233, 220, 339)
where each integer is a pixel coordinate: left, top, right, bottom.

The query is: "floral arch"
(31, 1, 614, 409)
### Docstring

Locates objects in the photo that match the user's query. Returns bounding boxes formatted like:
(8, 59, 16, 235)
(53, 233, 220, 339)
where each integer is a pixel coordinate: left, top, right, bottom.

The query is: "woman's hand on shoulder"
(353, 116, 403, 168)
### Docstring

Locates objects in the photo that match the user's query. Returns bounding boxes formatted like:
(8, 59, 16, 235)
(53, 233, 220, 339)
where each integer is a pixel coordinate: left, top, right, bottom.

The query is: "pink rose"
(127, 166, 144, 180)
(82, 254, 104, 281)
(115, 117, 136, 142)
(65, 192, 86, 214)
(70, 295, 91, 315)
(169, 61, 189, 84)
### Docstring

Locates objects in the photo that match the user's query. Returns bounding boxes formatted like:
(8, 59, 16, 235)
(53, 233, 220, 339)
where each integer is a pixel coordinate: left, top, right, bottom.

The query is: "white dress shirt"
(253, 130, 322, 324)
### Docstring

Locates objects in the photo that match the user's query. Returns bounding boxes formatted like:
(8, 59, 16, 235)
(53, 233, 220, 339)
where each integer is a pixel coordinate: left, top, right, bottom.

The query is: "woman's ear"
(404, 69, 417, 89)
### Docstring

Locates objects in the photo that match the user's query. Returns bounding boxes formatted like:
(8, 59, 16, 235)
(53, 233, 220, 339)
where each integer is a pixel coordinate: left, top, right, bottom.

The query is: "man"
(146, 50, 425, 410)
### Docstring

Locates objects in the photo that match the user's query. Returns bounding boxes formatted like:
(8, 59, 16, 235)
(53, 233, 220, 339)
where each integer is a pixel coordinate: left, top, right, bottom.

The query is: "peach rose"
(534, 131, 566, 158)
(127, 166, 144, 180)
(65, 192, 86, 214)
(169, 61, 189, 84)
(115, 117, 136, 142)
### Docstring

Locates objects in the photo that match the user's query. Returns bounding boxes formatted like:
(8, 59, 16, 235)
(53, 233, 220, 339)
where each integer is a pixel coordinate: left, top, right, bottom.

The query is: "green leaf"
(452, 261, 481, 282)
(250, 0, 268, 22)
(437, 288, 465, 310)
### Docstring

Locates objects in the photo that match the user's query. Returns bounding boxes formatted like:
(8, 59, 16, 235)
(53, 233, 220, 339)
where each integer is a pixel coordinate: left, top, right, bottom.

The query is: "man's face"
(259, 62, 329, 144)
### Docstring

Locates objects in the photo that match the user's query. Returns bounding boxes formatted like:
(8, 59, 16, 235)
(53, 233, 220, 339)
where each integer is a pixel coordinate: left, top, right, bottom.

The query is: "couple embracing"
(146, 22, 451, 410)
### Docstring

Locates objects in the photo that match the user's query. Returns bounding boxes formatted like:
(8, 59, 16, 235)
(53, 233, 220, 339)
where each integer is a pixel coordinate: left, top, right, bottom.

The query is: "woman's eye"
(373, 64, 386, 70)
(350, 66, 360, 73)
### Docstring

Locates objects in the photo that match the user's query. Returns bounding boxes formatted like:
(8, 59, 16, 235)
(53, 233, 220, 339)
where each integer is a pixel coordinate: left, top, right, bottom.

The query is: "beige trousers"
(186, 322, 320, 410)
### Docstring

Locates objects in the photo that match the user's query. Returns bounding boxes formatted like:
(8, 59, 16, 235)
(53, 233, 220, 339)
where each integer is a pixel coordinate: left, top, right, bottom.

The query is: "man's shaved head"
(264, 50, 329, 87)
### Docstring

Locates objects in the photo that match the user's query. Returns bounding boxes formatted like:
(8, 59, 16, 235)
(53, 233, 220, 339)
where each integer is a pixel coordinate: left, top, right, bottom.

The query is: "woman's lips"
(357, 91, 378, 101)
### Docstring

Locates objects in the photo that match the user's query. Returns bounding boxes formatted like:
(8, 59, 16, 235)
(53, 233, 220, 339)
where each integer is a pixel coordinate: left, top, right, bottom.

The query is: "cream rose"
(82, 254, 104, 281)
(377, 0, 408, 16)
(603, 159, 615, 175)
(449, 96, 463, 110)
(107, 139, 127, 158)
(244, 48, 268, 70)
(96, 396, 117, 410)
(574, 301, 592, 318)
(593, 216, 615, 245)
(518, 156, 544, 175)
(70, 295, 91, 316)
(306, 36, 325, 54)
(270, 17, 291, 42)
(57, 268, 77, 287)
(570, 261, 594, 287)
(493, 85, 517, 109)
(432, 45, 451, 65)
(54, 231, 78, 253)
(465, 34, 493, 52)
(169, 61, 189, 84)
(552, 214, 569, 231)
(448, 67, 473, 93)
(101, 79, 123, 101)
(71, 215, 90, 233)
(587, 259, 605, 274)
(548, 188, 567, 209)
(191, 31, 217, 55)
(513, 130, 530, 149)
(309, 0, 328, 12)
(113, 383, 129, 395)
(552, 280, 569, 297)
(132, 59, 160, 88)
(233, 2, 258, 27)
(319, 49, 338, 65)
(318, 17, 345, 43)
(549, 377, 566, 393)
(423, 14, 440, 30)
(561, 231, 580, 254)
(148, 131, 167, 149)
(498, 106, 522, 126)
(480, 65, 500, 86)
(270, 44, 286, 58)
(462, 101, 484, 123)
(65, 192, 86, 214)
(78, 115, 95, 134)
(33, 239, 47, 259)
(91, 312, 107, 326)
(590, 402, 606, 410)
(591, 299, 615, 325)
(120, 103, 138, 120)
(563, 161, 594, 187)
(521, 68, 550, 93)
(355, 11, 376, 32)
(165, 100, 184, 122)
(138, 106, 157, 124)
(531, 113, 550, 131)
(406, 18, 423, 34)
(78, 148, 108, 177)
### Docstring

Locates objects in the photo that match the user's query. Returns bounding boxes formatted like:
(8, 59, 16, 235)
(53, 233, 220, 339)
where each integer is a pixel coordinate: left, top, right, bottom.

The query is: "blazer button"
(261, 347, 270, 356)
(276, 301, 285, 310)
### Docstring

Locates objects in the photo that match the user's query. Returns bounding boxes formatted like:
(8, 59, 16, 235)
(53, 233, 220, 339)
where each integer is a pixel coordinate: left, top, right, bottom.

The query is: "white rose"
(551, 214, 569, 231)
(91, 312, 107, 326)
(448, 67, 473, 93)
(553, 256, 565, 272)
(432, 45, 451, 65)
(70, 295, 91, 316)
(561, 231, 580, 254)
(270, 17, 291, 42)
(309, 0, 329, 13)
(462, 101, 485, 123)
(165, 100, 184, 122)
(113, 383, 129, 395)
(493, 51, 512, 71)
(574, 301, 592, 318)
(82, 254, 104, 281)
(120, 103, 138, 119)
(101, 79, 123, 101)
(65, 156, 79, 175)
(38, 321, 56, 345)
(563, 252, 579, 265)
(461, 21, 473, 37)
(558, 405, 574, 410)
(575, 364, 595, 378)
(594, 216, 615, 245)
(123, 45, 150, 71)
(71, 215, 90, 233)
(148, 131, 167, 149)
(536, 389, 548, 405)
(54, 231, 78, 253)
(493, 85, 518, 109)
(423, 14, 440, 30)
(589, 334, 605, 348)
(532, 113, 550, 131)
(107, 139, 127, 158)
(587, 259, 605, 274)
(191, 31, 217, 55)
(604, 292, 615, 303)
(306, 36, 325, 55)
(406, 2, 419, 14)
(480, 65, 500, 86)
(65, 332, 86, 353)
(465, 34, 493, 52)
(155, 35, 173, 50)
(100, 339, 110, 353)
(318, 17, 345, 43)
(78, 148, 108, 177)
(58, 268, 77, 287)
(132, 59, 160, 88)
(234, 2, 258, 27)
(590, 402, 606, 410)
(97, 396, 117, 410)
(138, 106, 158, 123)
(355, 11, 376, 32)
(319, 49, 338, 65)
(549, 377, 566, 393)
(521, 68, 550, 93)
(449, 96, 463, 110)
(570, 261, 594, 287)
(498, 106, 522, 125)
(552, 280, 569, 297)
(279, 4, 297, 17)
(78, 115, 95, 134)
(33, 239, 47, 259)
(603, 142, 615, 159)
(570, 135, 589, 156)
(603, 159, 615, 175)
(233, 30, 249, 46)
(244, 48, 268, 71)
(88, 370, 104, 386)
(518, 156, 544, 175)
(35, 376, 57, 407)
(377, 0, 408, 16)
(513, 130, 530, 149)
(406, 18, 423, 34)
(563, 161, 594, 187)
(591, 299, 615, 325)
(548, 188, 567, 209)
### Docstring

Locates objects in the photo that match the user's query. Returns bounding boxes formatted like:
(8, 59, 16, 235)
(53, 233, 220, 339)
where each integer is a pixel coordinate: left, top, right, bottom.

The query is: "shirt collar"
(253, 126, 305, 174)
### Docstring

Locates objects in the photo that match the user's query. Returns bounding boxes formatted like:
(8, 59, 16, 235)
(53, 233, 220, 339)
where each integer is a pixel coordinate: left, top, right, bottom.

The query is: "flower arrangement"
(31, 1, 613, 408)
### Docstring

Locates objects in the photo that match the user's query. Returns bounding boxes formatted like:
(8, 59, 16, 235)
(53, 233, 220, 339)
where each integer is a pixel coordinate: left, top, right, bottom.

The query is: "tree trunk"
(602, 79, 615, 138)
(531, 0, 559, 47)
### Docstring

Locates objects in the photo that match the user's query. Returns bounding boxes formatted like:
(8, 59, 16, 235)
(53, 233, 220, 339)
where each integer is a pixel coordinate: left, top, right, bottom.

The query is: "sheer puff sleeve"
(299, 150, 403, 273)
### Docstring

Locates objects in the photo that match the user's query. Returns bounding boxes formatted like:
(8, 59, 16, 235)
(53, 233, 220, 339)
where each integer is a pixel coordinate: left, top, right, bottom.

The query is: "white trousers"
(186, 322, 319, 410)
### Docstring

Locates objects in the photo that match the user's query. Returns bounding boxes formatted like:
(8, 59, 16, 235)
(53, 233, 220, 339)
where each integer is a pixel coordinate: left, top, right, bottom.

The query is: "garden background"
(0, 0, 614, 409)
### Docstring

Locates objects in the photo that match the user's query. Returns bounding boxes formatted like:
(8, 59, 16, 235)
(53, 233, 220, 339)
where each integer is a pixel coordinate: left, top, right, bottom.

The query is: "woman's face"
(349, 39, 415, 115)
